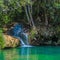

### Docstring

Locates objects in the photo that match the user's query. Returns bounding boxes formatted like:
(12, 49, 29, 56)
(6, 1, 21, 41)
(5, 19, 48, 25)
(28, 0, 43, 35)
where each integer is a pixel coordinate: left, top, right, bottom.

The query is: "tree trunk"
(28, 4, 35, 27)
(24, 5, 32, 26)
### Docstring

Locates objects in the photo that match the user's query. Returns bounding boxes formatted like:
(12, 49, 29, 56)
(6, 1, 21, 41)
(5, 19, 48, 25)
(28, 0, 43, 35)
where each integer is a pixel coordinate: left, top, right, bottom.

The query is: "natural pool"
(0, 46, 60, 60)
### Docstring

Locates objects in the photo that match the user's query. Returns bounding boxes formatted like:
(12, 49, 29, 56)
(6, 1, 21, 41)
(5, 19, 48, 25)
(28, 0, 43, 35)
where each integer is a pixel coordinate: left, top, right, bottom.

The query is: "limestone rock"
(4, 34, 20, 48)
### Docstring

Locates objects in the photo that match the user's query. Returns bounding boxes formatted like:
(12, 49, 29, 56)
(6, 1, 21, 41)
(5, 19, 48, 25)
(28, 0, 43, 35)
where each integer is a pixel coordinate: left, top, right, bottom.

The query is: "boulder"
(3, 34, 20, 48)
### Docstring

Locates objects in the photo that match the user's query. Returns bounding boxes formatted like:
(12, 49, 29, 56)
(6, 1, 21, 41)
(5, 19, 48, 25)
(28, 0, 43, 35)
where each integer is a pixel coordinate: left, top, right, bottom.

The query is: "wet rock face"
(4, 34, 20, 48)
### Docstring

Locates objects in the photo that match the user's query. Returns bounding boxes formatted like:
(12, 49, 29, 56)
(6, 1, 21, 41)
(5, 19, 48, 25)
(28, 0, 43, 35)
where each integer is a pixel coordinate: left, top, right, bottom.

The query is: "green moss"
(29, 27, 37, 40)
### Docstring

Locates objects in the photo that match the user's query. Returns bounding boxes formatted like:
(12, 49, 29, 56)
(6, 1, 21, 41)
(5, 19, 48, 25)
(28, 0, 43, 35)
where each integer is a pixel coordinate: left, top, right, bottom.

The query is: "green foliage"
(0, 0, 60, 46)
(29, 27, 37, 40)
(0, 0, 60, 26)
(0, 29, 5, 49)
(20, 0, 32, 6)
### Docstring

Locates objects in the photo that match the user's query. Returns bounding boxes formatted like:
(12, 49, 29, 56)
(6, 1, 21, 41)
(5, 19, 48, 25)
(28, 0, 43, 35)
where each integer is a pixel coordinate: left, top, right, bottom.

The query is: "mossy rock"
(28, 27, 37, 40)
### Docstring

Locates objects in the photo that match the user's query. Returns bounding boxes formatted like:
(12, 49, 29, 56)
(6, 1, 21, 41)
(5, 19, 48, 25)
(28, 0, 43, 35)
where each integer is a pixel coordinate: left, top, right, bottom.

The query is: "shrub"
(0, 29, 5, 49)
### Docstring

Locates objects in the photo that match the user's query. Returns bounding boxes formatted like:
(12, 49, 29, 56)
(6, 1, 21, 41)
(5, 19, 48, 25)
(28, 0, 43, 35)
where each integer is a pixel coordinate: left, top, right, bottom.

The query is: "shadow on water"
(0, 46, 60, 60)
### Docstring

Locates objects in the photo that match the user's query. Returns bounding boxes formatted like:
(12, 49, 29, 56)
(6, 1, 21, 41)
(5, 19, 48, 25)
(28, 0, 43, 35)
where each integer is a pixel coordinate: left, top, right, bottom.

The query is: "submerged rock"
(3, 34, 20, 48)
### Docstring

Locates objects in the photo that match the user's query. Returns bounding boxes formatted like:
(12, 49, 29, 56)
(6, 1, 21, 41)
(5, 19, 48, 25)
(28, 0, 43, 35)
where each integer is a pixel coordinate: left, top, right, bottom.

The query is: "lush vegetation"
(0, 0, 60, 47)
(0, 0, 60, 26)
(0, 29, 5, 49)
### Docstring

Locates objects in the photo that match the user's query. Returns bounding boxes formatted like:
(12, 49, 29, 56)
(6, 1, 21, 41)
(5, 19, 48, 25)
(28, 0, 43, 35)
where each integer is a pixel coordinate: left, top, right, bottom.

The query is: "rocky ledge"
(3, 34, 20, 48)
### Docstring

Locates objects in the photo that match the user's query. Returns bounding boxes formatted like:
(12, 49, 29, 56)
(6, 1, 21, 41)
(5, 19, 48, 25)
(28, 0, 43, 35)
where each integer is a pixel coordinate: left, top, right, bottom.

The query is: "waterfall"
(9, 24, 31, 47)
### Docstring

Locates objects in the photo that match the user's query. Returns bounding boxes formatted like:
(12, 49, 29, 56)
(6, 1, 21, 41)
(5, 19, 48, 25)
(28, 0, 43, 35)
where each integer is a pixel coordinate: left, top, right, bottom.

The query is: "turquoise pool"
(0, 46, 60, 60)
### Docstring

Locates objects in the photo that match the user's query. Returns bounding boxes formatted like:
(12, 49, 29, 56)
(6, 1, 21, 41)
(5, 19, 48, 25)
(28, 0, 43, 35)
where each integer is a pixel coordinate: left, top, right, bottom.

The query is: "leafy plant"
(0, 29, 5, 49)
(29, 27, 37, 40)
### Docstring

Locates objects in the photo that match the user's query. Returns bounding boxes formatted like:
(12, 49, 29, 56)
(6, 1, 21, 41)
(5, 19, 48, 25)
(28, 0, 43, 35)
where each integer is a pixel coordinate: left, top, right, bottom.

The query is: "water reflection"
(0, 46, 60, 60)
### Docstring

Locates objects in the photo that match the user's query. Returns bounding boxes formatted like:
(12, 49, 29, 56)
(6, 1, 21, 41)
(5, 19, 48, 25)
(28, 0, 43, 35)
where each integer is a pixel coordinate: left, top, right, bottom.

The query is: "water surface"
(0, 46, 60, 60)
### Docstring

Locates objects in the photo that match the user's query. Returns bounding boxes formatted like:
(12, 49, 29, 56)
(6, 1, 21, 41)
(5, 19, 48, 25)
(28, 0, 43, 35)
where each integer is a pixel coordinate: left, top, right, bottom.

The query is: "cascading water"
(9, 24, 31, 47)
